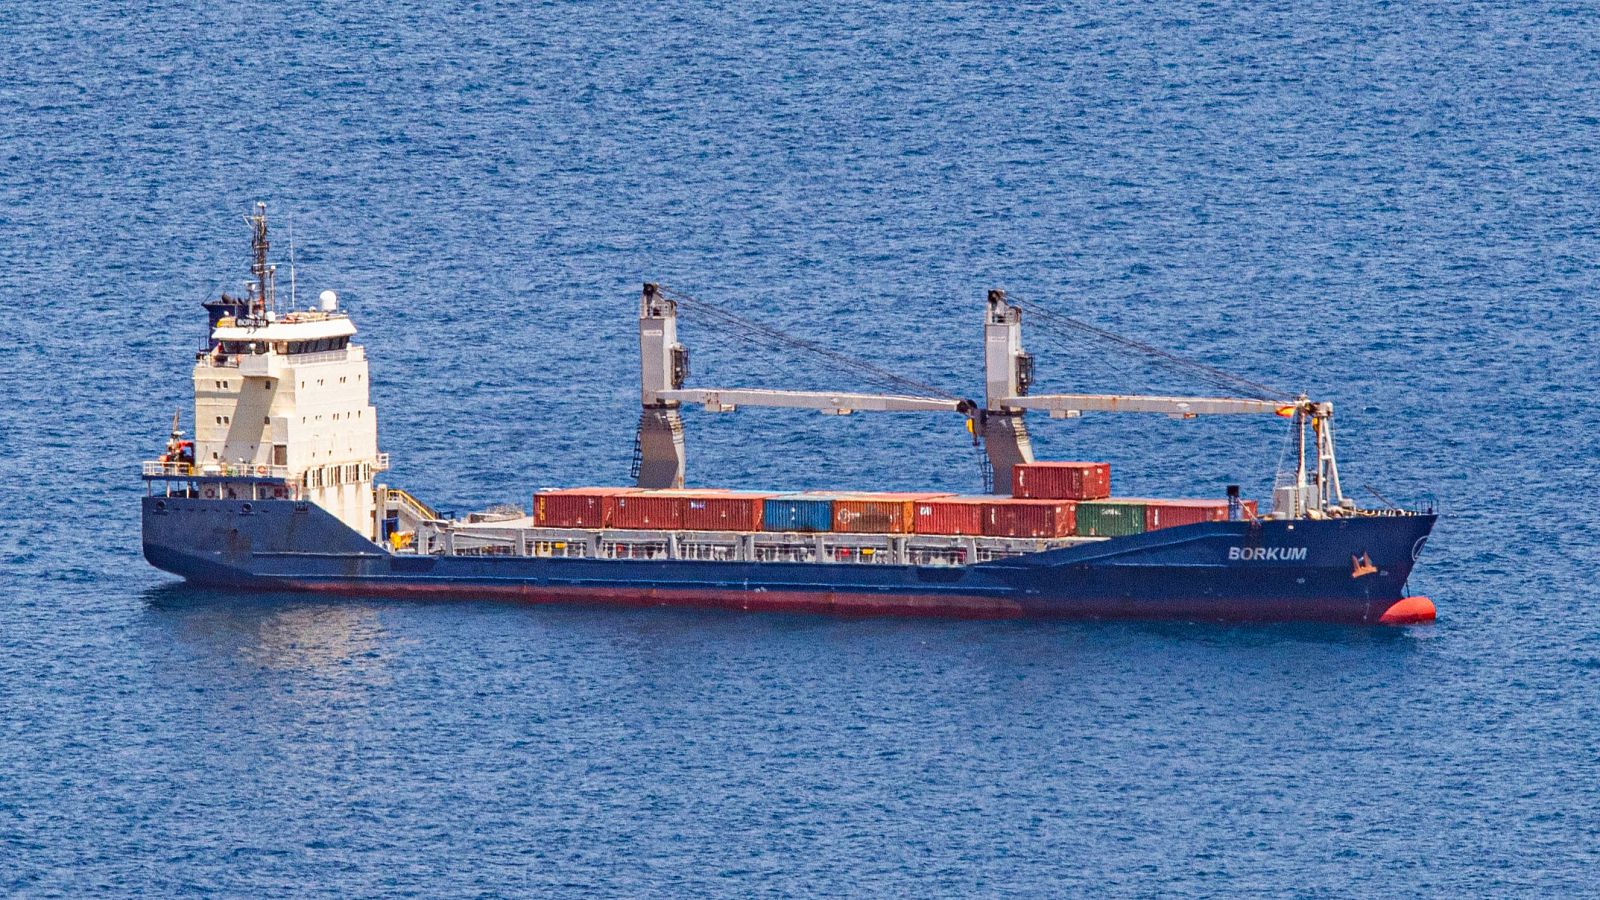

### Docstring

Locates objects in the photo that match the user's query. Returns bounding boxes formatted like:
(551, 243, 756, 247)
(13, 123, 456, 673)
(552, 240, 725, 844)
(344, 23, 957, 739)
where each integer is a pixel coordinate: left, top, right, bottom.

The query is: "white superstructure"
(154, 203, 389, 538)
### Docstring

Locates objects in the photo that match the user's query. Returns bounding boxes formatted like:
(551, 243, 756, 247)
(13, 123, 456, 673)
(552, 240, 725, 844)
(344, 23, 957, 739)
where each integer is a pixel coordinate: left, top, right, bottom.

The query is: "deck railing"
(142, 460, 292, 479)
(146, 457, 387, 479)
(387, 487, 443, 523)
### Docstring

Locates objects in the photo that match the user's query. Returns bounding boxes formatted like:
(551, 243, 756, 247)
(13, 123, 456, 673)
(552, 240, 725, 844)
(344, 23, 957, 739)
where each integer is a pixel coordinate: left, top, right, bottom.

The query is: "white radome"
(319, 289, 339, 311)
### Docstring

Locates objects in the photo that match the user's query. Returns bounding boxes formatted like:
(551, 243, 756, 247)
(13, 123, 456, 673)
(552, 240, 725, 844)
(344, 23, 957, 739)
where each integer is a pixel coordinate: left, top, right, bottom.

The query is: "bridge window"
(283, 337, 351, 355)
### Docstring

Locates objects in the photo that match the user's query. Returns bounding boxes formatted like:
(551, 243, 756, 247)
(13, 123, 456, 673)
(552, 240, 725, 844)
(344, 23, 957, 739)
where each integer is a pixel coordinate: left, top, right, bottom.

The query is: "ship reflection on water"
(142, 585, 409, 683)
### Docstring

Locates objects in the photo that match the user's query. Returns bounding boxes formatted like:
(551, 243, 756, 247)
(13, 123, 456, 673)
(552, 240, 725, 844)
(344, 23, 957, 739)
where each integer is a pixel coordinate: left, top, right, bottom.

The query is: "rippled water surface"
(4, 1, 1599, 894)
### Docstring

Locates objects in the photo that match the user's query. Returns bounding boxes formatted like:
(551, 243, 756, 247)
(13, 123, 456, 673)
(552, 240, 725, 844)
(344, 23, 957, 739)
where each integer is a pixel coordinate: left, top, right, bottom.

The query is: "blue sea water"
(4, 0, 1599, 894)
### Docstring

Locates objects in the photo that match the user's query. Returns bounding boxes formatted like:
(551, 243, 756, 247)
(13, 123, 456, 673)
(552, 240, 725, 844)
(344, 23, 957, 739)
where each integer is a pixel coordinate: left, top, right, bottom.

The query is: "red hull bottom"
(277, 580, 1434, 625)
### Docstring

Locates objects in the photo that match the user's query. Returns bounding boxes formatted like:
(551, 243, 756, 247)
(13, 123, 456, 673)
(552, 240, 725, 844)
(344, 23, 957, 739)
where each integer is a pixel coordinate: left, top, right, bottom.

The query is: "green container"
(1075, 499, 1147, 537)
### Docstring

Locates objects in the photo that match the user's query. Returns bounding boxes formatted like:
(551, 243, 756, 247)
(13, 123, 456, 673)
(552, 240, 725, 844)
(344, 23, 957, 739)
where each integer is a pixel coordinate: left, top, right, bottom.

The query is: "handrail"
(142, 460, 292, 479)
(196, 348, 353, 370)
(387, 487, 444, 522)
(275, 349, 352, 366)
(146, 458, 387, 479)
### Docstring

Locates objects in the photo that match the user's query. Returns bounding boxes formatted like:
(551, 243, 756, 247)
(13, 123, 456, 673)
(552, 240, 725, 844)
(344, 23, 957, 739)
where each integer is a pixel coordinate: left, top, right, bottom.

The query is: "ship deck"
(430, 515, 1109, 567)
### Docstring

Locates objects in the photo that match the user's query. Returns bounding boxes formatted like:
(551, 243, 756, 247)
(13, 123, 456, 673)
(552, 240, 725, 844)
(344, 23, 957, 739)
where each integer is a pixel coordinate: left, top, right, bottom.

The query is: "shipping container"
(762, 494, 836, 533)
(683, 490, 770, 532)
(982, 498, 1077, 538)
(1144, 498, 1259, 531)
(1075, 499, 1149, 537)
(833, 492, 951, 534)
(912, 497, 990, 535)
(610, 490, 691, 530)
(534, 487, 637, 529)
(1012, 461, 1112, 500)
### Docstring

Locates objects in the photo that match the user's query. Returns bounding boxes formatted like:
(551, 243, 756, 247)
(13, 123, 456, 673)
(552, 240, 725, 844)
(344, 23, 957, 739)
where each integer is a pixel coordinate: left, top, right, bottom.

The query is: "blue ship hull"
(142, 496, 1437, 624)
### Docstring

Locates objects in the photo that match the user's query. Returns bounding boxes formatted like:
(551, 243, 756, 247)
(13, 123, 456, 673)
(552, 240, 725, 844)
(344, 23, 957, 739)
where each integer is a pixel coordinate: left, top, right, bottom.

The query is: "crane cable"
(1011, 298, 1296, 402)
(658, 285, 963, 402)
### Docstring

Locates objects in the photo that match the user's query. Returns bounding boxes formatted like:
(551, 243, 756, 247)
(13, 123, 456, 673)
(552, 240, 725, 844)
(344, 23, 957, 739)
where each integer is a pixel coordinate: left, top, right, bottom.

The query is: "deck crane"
(981, 289, 1348, 516)
(635, 283, 977, 489)
(635, 282, 1348, 518)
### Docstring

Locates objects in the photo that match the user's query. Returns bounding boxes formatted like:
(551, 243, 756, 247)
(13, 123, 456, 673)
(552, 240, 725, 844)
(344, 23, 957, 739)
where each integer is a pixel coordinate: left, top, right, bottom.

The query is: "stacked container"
(610, 489, 755, 530)
(534, 487, 637, 529)
(683, 490, 770, 532)
(912, 497, 990, 536)
(610, 491, 684, 530)
(833, 492, 951, 534)
(1145, 498, 1257, 531)
(1012, 462, 1112, 500)
(535, 480, 1258, 541)
(1075, 499, 1149, 537)
(983, 498, 1077, 538)
(762, 494, 836, 533)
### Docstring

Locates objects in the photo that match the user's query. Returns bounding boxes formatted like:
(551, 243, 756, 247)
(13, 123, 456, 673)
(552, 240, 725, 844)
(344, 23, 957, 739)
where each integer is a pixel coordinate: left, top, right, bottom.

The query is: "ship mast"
(247, 202, 275, 317)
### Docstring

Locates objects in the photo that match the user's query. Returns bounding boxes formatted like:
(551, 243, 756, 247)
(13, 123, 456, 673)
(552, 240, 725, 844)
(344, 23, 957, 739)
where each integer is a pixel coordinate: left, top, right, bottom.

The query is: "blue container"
(762, 495, 835, 533)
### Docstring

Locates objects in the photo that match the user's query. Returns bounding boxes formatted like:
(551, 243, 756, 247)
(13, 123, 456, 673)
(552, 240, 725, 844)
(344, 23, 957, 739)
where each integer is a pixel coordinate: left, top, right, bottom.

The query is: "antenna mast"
(288, 214, 297, 309)
(248, 202, 274, 316)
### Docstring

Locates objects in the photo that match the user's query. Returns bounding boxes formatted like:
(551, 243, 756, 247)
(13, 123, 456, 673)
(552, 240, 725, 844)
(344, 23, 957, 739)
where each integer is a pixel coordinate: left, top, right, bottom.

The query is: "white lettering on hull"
(1228, 546, 1309, 562)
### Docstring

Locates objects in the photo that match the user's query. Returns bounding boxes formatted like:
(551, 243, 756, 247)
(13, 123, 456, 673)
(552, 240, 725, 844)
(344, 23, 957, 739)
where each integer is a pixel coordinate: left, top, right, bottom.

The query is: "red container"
(682, 491, 769, 532)
(982, 498, 1077, 538)
(534, 487, 637, 528)
(1012, 462, 1112, 500)
(610, 490, 689, 530)
(1144, 498, 1259, 531)
(912, 497, 990, 535)
(833, 492, 951, 534)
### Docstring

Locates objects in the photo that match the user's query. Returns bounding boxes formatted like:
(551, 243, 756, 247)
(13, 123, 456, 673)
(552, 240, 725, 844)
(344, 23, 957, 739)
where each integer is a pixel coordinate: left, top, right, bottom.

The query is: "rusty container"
(1144, 498, 1259, 531)
(1011, 461, 1112, 500)
(682, 490, 770, 532)
(610, 490, 689, 530)
(981, 498, 1077, 538)
(832, 492, 951, 534)
(533, 487, 638, 529)
(911, 497, 990, 535)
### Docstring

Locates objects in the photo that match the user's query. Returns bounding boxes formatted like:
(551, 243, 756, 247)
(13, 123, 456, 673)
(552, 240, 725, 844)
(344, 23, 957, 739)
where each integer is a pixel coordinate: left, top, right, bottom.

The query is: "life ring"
(256, 465, 268, 476)
(203, 487, 216, 499)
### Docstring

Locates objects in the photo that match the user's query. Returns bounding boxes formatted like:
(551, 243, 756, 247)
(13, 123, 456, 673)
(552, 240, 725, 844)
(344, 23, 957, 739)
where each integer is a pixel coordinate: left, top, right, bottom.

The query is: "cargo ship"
(141, 207, 1438, 624)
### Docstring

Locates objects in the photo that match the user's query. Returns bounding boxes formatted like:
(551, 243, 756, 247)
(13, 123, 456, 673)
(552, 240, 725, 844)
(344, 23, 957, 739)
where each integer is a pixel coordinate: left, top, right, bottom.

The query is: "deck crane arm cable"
(659, 285, 962, 402)
(1011, 299, 1296, 402)
(632, 283, 977, 489)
